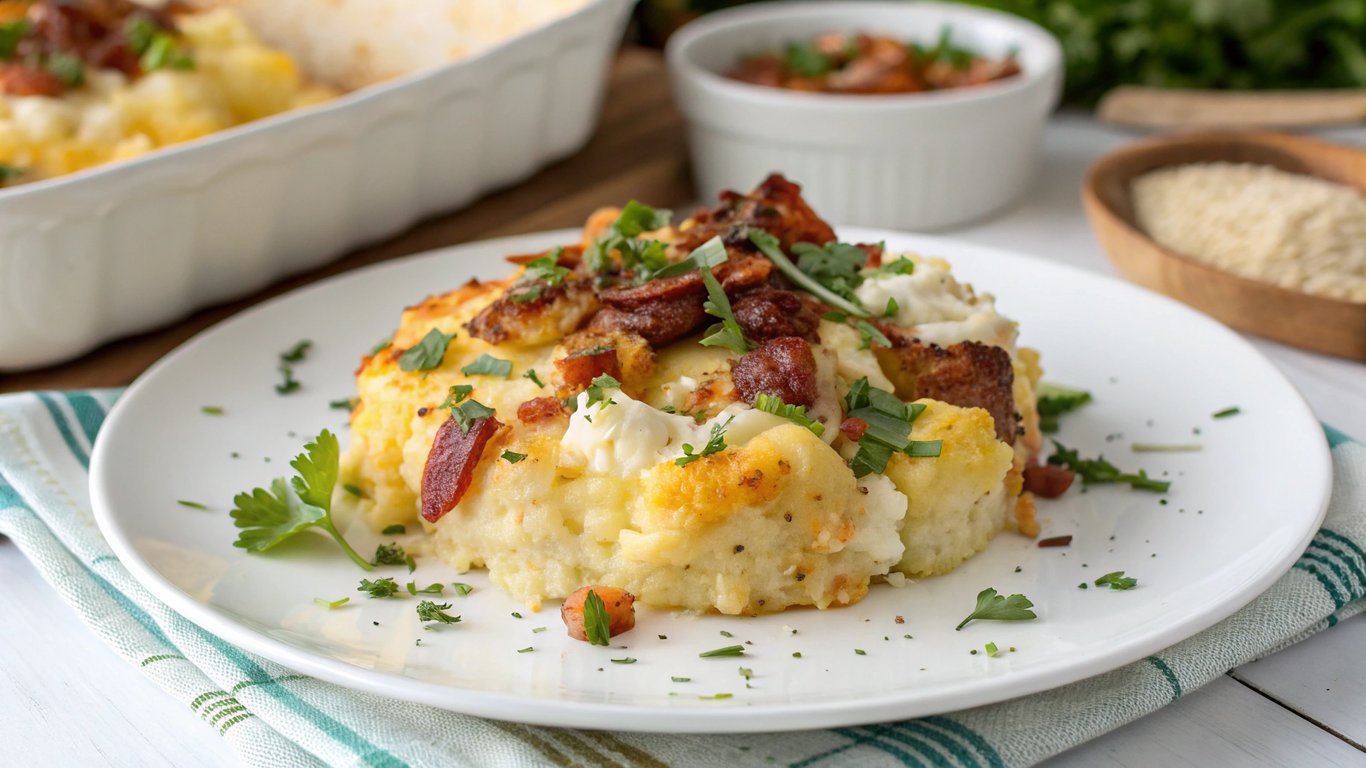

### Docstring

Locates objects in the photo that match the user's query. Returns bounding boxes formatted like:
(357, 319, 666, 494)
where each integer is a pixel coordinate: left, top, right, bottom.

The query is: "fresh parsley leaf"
(517, 646, 535, 653)
(45, 52, 84, 88)
(314, 596, 350, 609)
(883, 297, 899, 318)
(381, 524, 406, 535)
(1212, 406, 1241, 419)
(460, 353, 512, 378)
(450, 399, 496, 434)
(698, 263, 754, 354)
(407, 581, 445, 595)
(866, 256, 915, 278)
(230, 430, 372, 570)
(584, 373, 621, 409)
(843, 377, 932, 477)
(583, 589, 612, 646)
(523, 369, 545, 388)
(329, 398, 357, 411)
(1094, 571, 1138, 590)
(342, 483, 363, 497)
(854, 648, 867, 656)
(611, 657, 637, 664)
(749, 230, 870, 318)
(358, 577, 400, 598)
(821, 310, 848, 323)
(451, 583, 474, 596)
(399, 329, 456, 372)
(439, 384, 474, 410)
(501, 450, 528, 463)
(511, 249, 571, 303)
(676, 416, 733, 467)
(139, 31, 193, 70)
(753, 392, 825, 436)
(856, 320, 891, 350)
(791, 240, 867, 304)
(1047, 442, 1171, 493)
(280, 340, 312, 363)
(275, 364, 301, 395)
(1036, 383, 1092, 432)
(955, 587, 1037, 631)
(739, 667, 754, 679)
(784, 41, 832, 77)
(0, 20, 30, 59)
(372, 542, 408, 567)
(648, 236, 729, 281)
(177, 500, 208, 510)
(585, 201, 673, 278)
(699, 645, 746, 658)
(416, 600, 461, 627)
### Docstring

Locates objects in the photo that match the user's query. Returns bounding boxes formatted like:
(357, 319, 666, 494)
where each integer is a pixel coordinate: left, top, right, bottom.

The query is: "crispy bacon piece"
(588, 300, 707, 346)
(677, 174, 838, 255)
(731, 337, 819, 407)
(517, 396, 567, 425)
(420, 414, 501, 523)
(555, 346, 621, 393)
(561, 586, 636, 642)
(1024, 464, 1075, 499)
(839, 417, 869, 442)
(732, 289, 821, 342)
(0, 64, 62, 96)
(599, 273, 702, 310)
(465, 274, 599, 347)
(875, 340, 1018, 444)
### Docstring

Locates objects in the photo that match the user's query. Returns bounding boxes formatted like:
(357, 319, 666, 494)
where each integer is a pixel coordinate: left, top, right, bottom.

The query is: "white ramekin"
(0, 0, 634, 371)
(666, 1, 1062, 232)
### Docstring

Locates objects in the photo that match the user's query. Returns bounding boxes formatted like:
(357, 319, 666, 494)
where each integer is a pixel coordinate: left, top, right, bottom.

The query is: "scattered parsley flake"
(450, 399, 496, 434)
(533, 626, 548, 633)
(719, 630, 734, 638)
(512, 612, 523, 619)
(370, 336, 392, 356)
(883, 297, 899, 318)
(739, 667, 753, 679)
(1131, 443, 1202, 453)
(416, 600, 461, 627)
(856, 320, 891, 350)
(854, 649, 867, 656)
(750, 230, 870, 318)
(314, 597, 349, 609)
(699, 693, 733, 701)
(372, 542, 408, 567)
(792, 652, 802, 658)
(698, 261, 754, 354)
(230, 430, 372, 570)
(583, 590, 612, 647)
(955, 587, 1037, 631)
(501, 450, 528, 464)
(672, 676, 691, 682)
(329, 398, 358, 411)
(275, 364, 301, 395)
(452, 583, 474, 596)
(358, 577, 400, 598)
(1212, 406, 1241, 419)
(611, 657, 637, 664)
(584, 373, 621, 409)
(460, 353, 513, 378)
(176, 500, 208, 510)
(517, 646, 535, 653)
(700, 645, 746, 658)
(399, 329, 456, 372)
(1048, 441, 1171, 492)
(407, 581, 445, 596)
(985, 641, 1000, 657)
(201, 406, 224, 416)
(754, 392, 825, 436)
(523, 368, 545, 388)
(381, 524, 406, 536)
(676, 416, 734, 467)
(280, 340, 312, 363)
(1094, 571, 1138, 590)
(342, 483, 363, 497)
(1036, 383, 1092, 433)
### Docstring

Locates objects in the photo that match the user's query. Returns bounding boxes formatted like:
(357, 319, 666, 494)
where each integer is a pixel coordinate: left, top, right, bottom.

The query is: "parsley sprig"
(843, 377, 940, 477)
(698, 262, 754, 355)
(1094, 571, 1138, 590)
(676, 416, 734, 467)
(510, 248, 571, 303)
(1048, 442, 1170, 493)
(749, 230, 870, 318)
(230, 430, 372, 571)
(416, 600, 461, 627)
(585, 201, 673, 281)
(1036, 383, 1092, 433)
(955, 587, 1037, 631)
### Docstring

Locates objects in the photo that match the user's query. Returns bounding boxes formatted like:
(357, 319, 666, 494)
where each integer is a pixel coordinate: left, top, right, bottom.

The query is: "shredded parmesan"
(1132, 162, 1366, 303)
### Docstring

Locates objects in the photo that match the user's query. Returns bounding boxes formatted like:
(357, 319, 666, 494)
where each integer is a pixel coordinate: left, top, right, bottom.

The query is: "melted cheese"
(855, 261, 1017, 352)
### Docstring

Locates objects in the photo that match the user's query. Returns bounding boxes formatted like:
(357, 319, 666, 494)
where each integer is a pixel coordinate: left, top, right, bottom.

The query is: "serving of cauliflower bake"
(342, 175, 1044, 616)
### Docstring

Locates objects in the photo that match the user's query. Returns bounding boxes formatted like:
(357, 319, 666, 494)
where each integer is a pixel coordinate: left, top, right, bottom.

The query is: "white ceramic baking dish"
(0, 0, 633, 371)
(667, 1, 1062, 232)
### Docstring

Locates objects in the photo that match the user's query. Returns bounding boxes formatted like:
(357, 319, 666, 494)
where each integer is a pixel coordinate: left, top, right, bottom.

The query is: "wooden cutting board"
(1098, 86, 1366, 129)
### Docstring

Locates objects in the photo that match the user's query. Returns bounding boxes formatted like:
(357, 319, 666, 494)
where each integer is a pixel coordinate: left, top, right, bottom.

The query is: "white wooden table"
(1, 115, 1363, 767)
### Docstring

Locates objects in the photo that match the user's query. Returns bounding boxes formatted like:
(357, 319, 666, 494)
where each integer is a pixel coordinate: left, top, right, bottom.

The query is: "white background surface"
(1, 115, 1363, 766)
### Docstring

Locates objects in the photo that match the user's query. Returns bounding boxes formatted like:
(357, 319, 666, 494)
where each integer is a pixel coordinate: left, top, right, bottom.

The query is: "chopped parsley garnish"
(177, 500, 208, 510)
(699, 693, 734, 701)
(0, 20, 29, 59)
(1048, 442, 1171, 493)
(533, 626, 547, 633)
(866, 256, 915, 278)
(843, 377, 936, 477)
(1212, 406, 1241, 419)
(719, 630, 733, 638)
(372, 543, 408, 567)
(671, 676, 691, 682)
(1094, 571, 1138, 590)
(501, 450, 528, 463)
(523, 368, 545, 388)
(381, 524, 406, 536)
(201, 406, 224, 416)
(512, 612, 523, 619)
(584, 373, 621, 409)
(883, 298, 899, 318)
(854, 648, 867, 656)
(329, 398, 357, 411)
(275, 364, 301, 395)
(280, 340, 312, 363)
(583, 589, 612, 647)
(451, 583, 474, 596)
(738, 667, 753, 679)
(784, 41, 832, 77)
(1131, 443, 1202, 453)
(460, 353, 513, 378)
(407, 581, 445, 596)
(450, 399, 496, 434)
(985, 641, 1000, 657)
(791, 240, 868, 305)
(314, 597, 350, 609)
(855, 320, 891, 350)
(517, 646, 535, 653)
(699, 645, 746, 658)
(126, 16, 192, 71)
(822, 310, 848, 323)
(792, 652, 802, 658)
(45, 52, 84, 87)
(342, 483, 363, 497)
(0, 163, 23, 184)
(611, 657, 637, 664)
(399, 329, 456, 372)
(698, 262, 754, 354)
(358, 577, 400, 598)
(511, 249, 571, 303)
(230, 429, 372, 570)
(676, 416, 734, 467)
(753, 393, 825, 436)
(955, 587, 1037, 631)
(585, 201, 673, 280)
(416, 600, 461, 627)
(749, 230, 870, 318)
(439, 384, 474, 410)
(1036, 383, 1092, 433)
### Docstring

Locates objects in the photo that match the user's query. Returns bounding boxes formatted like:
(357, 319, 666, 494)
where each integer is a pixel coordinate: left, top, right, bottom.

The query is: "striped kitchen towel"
(1, 389, 1362, 768)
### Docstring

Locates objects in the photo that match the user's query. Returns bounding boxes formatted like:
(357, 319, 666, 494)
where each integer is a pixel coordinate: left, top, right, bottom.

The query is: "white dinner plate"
(90, 229, 1331, 733)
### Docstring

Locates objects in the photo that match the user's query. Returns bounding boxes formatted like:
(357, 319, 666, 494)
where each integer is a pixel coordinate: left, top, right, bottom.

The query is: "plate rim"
(90, 228, 1332, 733)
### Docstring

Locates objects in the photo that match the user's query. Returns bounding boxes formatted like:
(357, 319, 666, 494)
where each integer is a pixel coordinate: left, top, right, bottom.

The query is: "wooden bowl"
(1082, 130, 1366, 362)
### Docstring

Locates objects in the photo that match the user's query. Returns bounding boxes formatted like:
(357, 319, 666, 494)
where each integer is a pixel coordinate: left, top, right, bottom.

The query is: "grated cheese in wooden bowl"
(1131, 162, 1366, 303)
